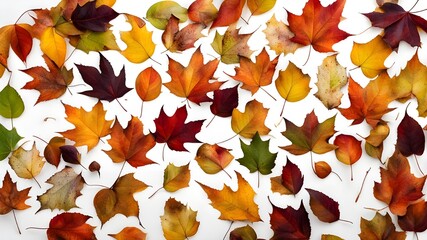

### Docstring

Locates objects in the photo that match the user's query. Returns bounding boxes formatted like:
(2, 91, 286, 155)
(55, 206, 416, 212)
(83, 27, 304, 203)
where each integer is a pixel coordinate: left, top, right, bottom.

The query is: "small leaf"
(188, 0, 218, 25)
(44, 137, 66, 167)
(162, 16, 204, 53)
(0, 85, 25, 119)
(306, 188, 340, 223)
(40, 27, 66, 67)
(47, 212, 95, 240)
(109, 227, 146, 240)
(195, 143, 234, 174)
(247, 0, 276, 16)
(88, 161, 100, 175)
(334, 134, 362, 166)
(163, 163, 190, 192)
(59, 145, 81, 165)
(161, 198, 200, 240)
(135, 67, 162, 102)
(146, 1, 187, 30)
(396, 108, 425, 156)
(263, 15, 301, 55)
(270, 158, 303, 195)
(210, 85, 239, 118)
(314, 161, 331, 179)
(10, 24, 32, 62)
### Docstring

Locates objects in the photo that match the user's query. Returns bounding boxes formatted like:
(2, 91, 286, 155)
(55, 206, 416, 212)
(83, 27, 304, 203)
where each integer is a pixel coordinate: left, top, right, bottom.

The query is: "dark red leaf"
(153, 106, 204, 151)
(10, 24, 32, 62)
(210, 85, 239, 118)
(76, 53, 131, 102)
(396, 108, 425, 156)
(398, 201, 427, 233)
(306, 188, 340, 223)
(281, 158, 304, 195)
(60, 145, 81, 165)
(270, 200, 311, 239)
(71, 1, 119, 32)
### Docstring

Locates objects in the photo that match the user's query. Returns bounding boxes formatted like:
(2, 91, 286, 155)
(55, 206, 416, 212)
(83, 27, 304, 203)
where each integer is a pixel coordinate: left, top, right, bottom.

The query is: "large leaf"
(47, 212, 96, 240)
(161, 198, 200, 240)
(71, 1, 118, 32)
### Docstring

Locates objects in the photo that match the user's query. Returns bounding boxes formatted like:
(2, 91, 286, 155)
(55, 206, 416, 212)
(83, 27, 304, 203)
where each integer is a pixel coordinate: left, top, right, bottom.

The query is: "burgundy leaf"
(281, 158, 304, 195)
(396, 108, 425, 156)
(270, 200, 311, 239)
(71, 1, 119, 32)
(398, 201, 427, 233)
(306, 188, 340, 223)
(60, 145, 81, 165)
(210, 85, 239, 118)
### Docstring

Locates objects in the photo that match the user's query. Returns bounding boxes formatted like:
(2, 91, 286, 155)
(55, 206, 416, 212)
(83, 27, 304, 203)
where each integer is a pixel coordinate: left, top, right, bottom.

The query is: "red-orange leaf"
(47, 212, 95, 240)
(10, 24, 32, 62)
(211, 0, 245, 28)
(0, 172, 31, 214)
(188, 0, 218, 25)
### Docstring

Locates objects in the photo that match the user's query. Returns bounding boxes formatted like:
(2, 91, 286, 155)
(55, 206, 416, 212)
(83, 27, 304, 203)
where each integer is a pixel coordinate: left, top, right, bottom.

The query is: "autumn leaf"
(231, 100, 270, 138)
(322, 234, 343, 240)
(38, 166, 85, 211)
(230, 225, 257, 240)
(270, 201, 311, 240)
(282, 110, 336, 155)
(315, 55, 347, 109)
(0, 124, 22, 160)
(398, 201, 427, 233)
(359, 212, 406, 240)
(0, 84, 24, 120)
(163, 163, 190, 192)
(59, 145, 81, 165)
(146, 1, 187, 30)
(210, 85, 239, 118)
(198, 172, 261, 222)
(105, 117, 155, 168)
(195, 143, 234, 175)
(377, 0, 398, 6)
(314, 161, 332, 179)
(231, 48, 278, 97)
(237, 132, 277, 177)
(306, 188, 340, 223)
(275, 62, 311, 104)
(211, 0, 245, 28)
(43, 137, 66, 167)
(188, 0, 218, 25)
(40, 27, 67, 67)
(247, 0, 276, 18)
(211, 23, 253, 64)
(22, 55, 73, 104)
(9, 142, 45, 187)
(120, 15, 155, 63)
(287, 0, 350, 52)
(393, 53, 427, 117)
(135, 67, 162, 102)
(333, 134, 362, 180)
(88, 161, 100, 175)
(94, 173, 148, 225)
(162, 15, 204, 53)
(161, 198, 200, 240)
(263, 15, 301, 55)
(71, 30, 120, 53)
(71, 1, 118, 32)
(109, 227, 146, 240)
(271, 158, 304, 195)
(365, 121, 389, 160)
(364, 2, 427, 48)
(47, 212, 96, 240)
(0, 24, 32, 66)
(165, 47, 221, 104)
(339, 75, 395, 127)
(350, 35, 392, 78)
(153, 106, 203, 152)
(374, 149, 426, 216)
(61, 101, 113, 151)
(396, 107, 425, 158)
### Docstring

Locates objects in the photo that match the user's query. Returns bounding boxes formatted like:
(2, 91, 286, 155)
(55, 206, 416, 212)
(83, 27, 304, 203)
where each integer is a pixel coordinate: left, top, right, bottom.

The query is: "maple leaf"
(230, 225, 258, 240)
(315, 55, 348, 109)
(47, 212, 96, 240)
(398, 201, 427, 233)
(0, 124, 22, 161)
(76, 53, 131, 103)
(393, 53, 427, 117)
(263, 15, 302, 55)
(195, 143, 234, 175)
(211, 23, 253, 64)
(9, 142, 45, 187)
(282, 110, 336, 155)
(210, 85, 239, 118)
(109, 227, 146, 240)
(231, 48, 278, 96)
(165, 47, 221, 104)
(270, 158, 304, 195)
(146, 1, 188, 30)
(162, 15, 204, 53)
(198, 172, 261, 222)
(350, 35, 393, 78)
(211, 0, 245, 28)
(231, 99, 270, 138)
(0, 84, 25, 119)
(22, 55, 73, 104)
(306, 188, 340, 223)
(364, 2, 427, 49)
(105, 117, 155, 168)
(61, 101, 113, 151)
(38, 166, 85, 211)
(339, 75, 395, 127)
(120, 15, 155, 63)
(333, 134, 362, 180)
(94, 173, 148, 225)
(153, 106, 203, 152)
(162, 163, 190, 193)
(374, 150, 426, 216)
(287, 0, 350, 52)
(161, 198, 200, 240)
(396, 107, 425, 158)
(188, 0, 218, 25)
(359, 212, 406, 240)
(270, 200, 311, 239)
(275, 62, 311, 103)
(43, 137, 66, 167)
(71, 1, 118, 32)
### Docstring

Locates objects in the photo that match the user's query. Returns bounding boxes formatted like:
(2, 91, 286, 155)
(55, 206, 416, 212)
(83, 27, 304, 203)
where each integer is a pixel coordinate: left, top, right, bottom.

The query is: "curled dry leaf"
(231, 99, 270, 138)
(43, 137, 66, 167)
(109, 227, 146, 240)
(161, 198, 200, 240)
(271, 158, 304, 195)
(195, 143, 234, 174)
(88, 161, 100, 175)
(162, 15, 204, 53)
(306, 188, 340, 223)
(314, 161, 332, 179)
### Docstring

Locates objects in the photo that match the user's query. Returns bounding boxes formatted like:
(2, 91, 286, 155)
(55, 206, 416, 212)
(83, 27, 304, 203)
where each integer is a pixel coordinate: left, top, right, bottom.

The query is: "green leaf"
(237, 132, 277, 174)
(74, 30, 120, 53)
(146, 1, 188, 29)
(0, 124, 22, 160)
(0, 85, 24, 118)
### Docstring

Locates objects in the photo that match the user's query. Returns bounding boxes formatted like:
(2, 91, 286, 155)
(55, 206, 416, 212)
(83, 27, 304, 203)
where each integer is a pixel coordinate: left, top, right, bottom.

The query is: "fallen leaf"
(198, 172, 260, 222)
(43, 137, 66, 167)
(377, 0, 398, 6)
(153, 106, 203, 152)
(0, 172, 31, 214)
(61, 101, 113, 151)
(161, 198, 200, 240)
(306, 188, 340, 223)
(94, 173, 148, 225)
(195, 143, 234, 175)
(398, 201, 427, 233)
(105, 117, 155, 168)
(315, 55, 347, 109)
(47, 212, 96, 240)
(270, 201, 311, 239)
(374, 150, 426, 215)
(247, 0, 276, 17)
(333, 134, 362, 179)
(231, 100, 270, 138)
(211, 0, 245, 28)
(263, 15, 301, 55)
(10, 24, 32, 62)
(40, 27, 67, 67)
(38, 166, 85, 211)
(359, 212, 406, 240)
(71, 1, 118, 32)
(275, 62, 311, 103)
(146, 1, 187, 29)
(165, 47, 221, 104)
(210, 85, 239, 118)
(396, 107, 425, 157)
(120, 15, 155, 63)
(9, 143, 45, 184)
(59, 145, 81, 165)
(230, 225, 257, 240)
(0, 124, 22, 161)
(365, 122, 389, 161)
(314, 161, 332, 178)
(0, 85, 25, 119)
(162, 16, 204, 53)
(135, 67, 162, 102)
(88, 161, 100, 175)
(271, 158, 304, 195)
(109, 227, 146, 240)
(322, 234, 344, 240)
(71, 30, 120, 53)
(163, 163, 190, 192)
(188, 0, 218, 25)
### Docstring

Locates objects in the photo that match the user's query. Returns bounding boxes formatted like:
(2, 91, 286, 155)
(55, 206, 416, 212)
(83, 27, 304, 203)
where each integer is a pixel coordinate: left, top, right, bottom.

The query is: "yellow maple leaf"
(231, 99, 270, 138)
(121, 15, 155, 63)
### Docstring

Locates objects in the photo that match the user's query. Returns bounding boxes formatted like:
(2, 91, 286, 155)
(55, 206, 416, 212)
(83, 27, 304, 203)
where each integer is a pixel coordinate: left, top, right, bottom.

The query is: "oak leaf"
(211, 0, 245, 28)
(165, 47, 221, 104)
(38, 166, 85, 211)
(162, 15, 204, 53)
(9, 142, 45, 186)
(198, 172, 261, 222)
(188, 0, 218, 25)
(0, 124, 22, 161)
(0, 172, 31, 214)
(146, 1, 187, 30)
(270, 201, 311, 240)
(287, 0, 350, 52)
(398, 201, 427, 233)
(109, 227, 146, 240)
(374, 150, 426, 215)
(231, 100, 270, 138)
(210, 85, 239, 118)
(275, 62, 310, 103)
(306, 188, 340, 223)
(359, 212, 406, 240)
(71, 1, 118, 32)
(163, 163, 190, 192)
(270, 158, 303, 195)
(120, 15, 155, 63)
(61, 101, 113, 151)
(263, 15, 301, 55)
(195, 143, 234, 175)
(47, 212, 96, 240)
(161, 198, 200, 240)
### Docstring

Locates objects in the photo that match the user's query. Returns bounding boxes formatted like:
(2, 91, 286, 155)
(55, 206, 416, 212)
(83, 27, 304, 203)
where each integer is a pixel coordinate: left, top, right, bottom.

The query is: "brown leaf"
(263, 15, 301, 55)
(306, 188, 340, 223)
(0, 172, 31, 214)
(161, 198, 200, 240)
(162, 16, 204, 52)
(359, 212, 406, 240)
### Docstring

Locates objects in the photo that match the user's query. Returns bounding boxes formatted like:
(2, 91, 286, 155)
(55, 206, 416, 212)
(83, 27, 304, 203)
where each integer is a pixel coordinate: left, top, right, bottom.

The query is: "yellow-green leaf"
(163, 163, 190, 192)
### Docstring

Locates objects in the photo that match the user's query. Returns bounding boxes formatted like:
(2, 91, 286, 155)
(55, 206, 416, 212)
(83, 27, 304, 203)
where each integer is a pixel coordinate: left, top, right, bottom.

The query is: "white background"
(1, 0, 427, 239)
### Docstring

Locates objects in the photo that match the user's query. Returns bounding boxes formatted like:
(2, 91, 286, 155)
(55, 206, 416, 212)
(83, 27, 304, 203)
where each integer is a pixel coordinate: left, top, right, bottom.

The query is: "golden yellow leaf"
(96, 0, 115, 7)
(9, 143, 45, 183)
(163, 163, 190, 192)
(40, 27, 66, 67)
(121, 16, 155, 63)
(161, 198, 200, 240)
(275, 62, 310, 102)
(231, 99, 270, 138)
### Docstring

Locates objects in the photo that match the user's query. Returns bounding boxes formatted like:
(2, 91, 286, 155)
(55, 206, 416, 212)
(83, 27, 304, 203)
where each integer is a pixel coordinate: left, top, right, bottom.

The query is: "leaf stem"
(257, 171, 260, 188)
(240, 16, 249, 25)
(32, 175, 41, 188)
(223, 221, 234, 240)
(350, 163, 353, 181)
(148, 187, 163, 199)
(275, 100, 287, 127)
(162, 144, 166, 162)
(149, 56, 162, 66)
(32, 135, 48, 145)
(413, 155, 425, 175)
(355, 167, 371, 203)
(303, 45, 312, 66)
(85, 183, 110, 188)
(339, 219, 353, 224)
(409, 0, 420, 12)
(63, 47, 77, 66)
(364, 206, 387, 212)
(115, 99, 127, 112)
(12, 210, 21, 234)
(140, 101, 144, 118)
(26, 227, 48, 230)
(216, 133, 238, 144)
(260, 87, 277, 101)
(111, 161, 126, 188)
(222, 168, 232, 179)
(14, 9, 32, 25)
(67, 84, 86, 88)
(205, 115, 216, 128)
(331, 170, 342, 181)
(310, 151, 316, 175)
